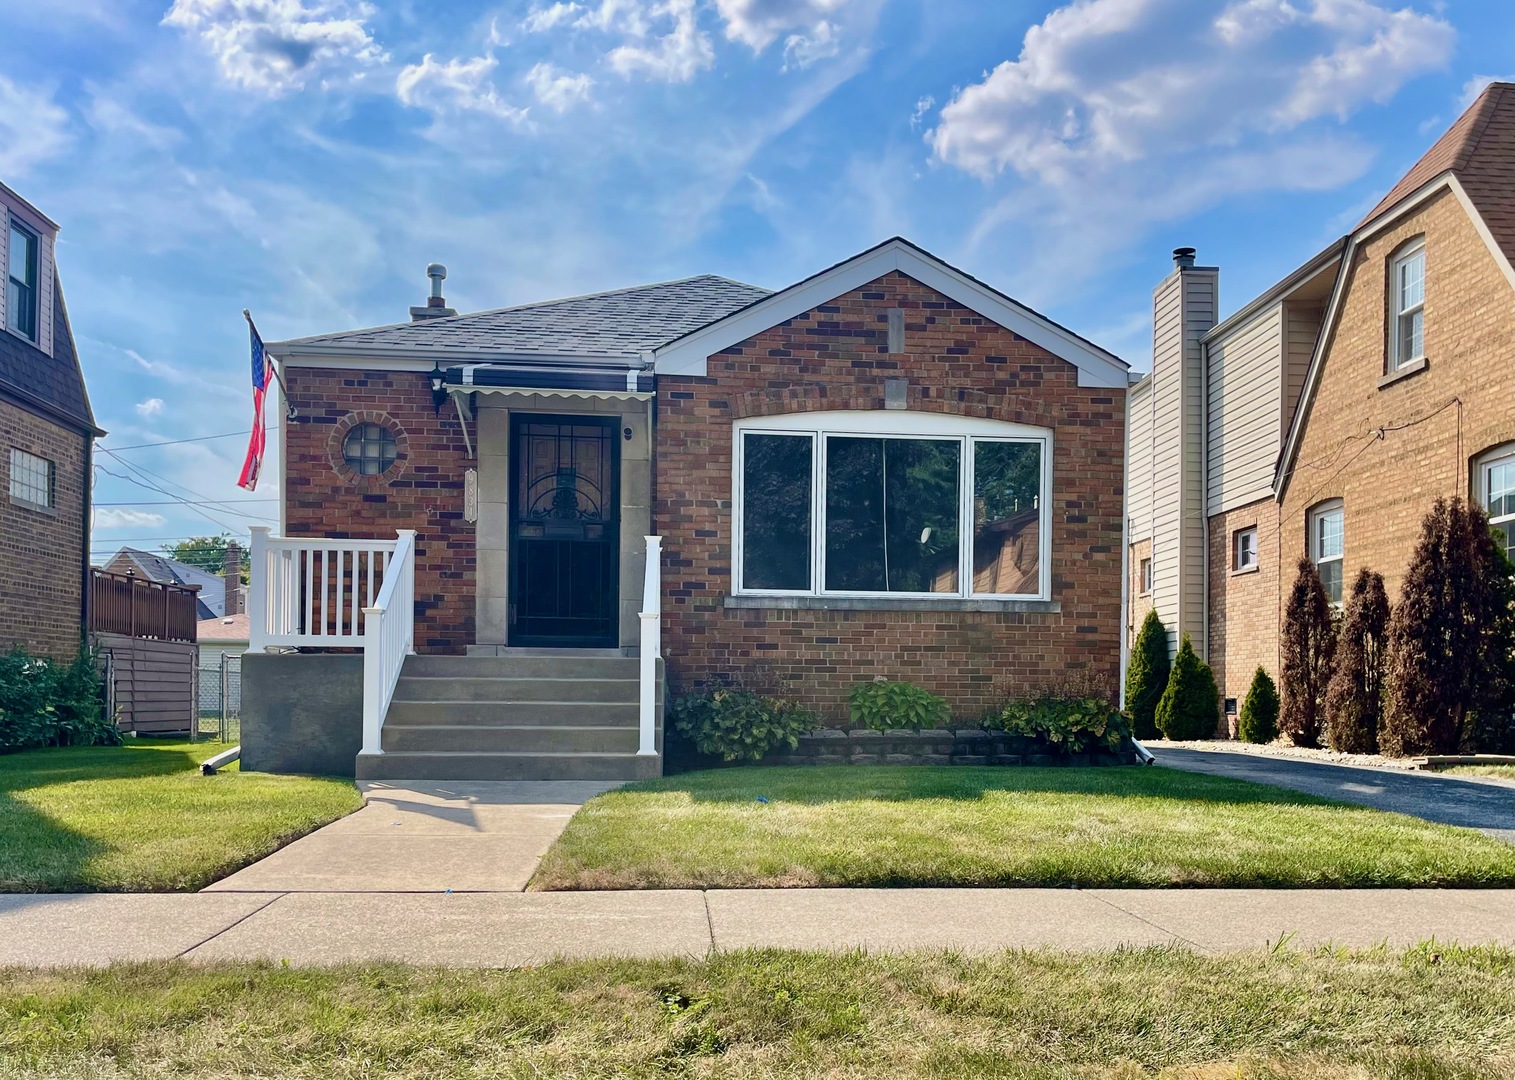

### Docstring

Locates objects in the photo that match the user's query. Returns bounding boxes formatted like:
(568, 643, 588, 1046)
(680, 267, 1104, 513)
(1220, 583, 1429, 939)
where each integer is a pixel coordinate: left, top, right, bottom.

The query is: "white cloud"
(135, 398, 165, 417)
(926, 0, 1454, 293)
(1461, 73, 1513, 109)
(162, 0, 387, 95)
(396, 53, 529, 123)
(910, 94, 935, 129)
(94, 508, 167, 530)
(715, 0, 849, 52)
(781, 19, 839, 70)
(525, 63, 595, 111)
(604, 0, 714, 82)
(522, 2, 583, 32)
(0, 76, 71, 178)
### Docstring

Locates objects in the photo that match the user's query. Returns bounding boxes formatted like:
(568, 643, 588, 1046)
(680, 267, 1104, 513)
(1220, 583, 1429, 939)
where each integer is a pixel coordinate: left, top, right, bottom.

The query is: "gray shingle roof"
(271, 275, 772, 360)
(104, 548, 228, 620)
(0, 273, 98, 433)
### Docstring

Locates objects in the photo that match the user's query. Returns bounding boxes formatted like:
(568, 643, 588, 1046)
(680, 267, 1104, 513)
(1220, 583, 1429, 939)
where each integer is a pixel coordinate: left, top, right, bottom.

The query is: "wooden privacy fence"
(90, 569, 199, 643)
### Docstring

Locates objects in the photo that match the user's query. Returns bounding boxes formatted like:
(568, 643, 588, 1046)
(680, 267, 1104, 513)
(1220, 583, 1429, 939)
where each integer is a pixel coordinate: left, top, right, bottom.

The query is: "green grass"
(1433, 765, 1515, 782)
(532, 765, 1515, 890)
(0, 946, 1510, 1078)
(0, 740, 363, 892)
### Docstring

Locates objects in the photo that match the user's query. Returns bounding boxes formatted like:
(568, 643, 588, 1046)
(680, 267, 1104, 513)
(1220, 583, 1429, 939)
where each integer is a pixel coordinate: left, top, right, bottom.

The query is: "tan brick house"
(0, 181, 101, 660)
(1126, 82, 1515, 732)
(251, 239, 1129, 779)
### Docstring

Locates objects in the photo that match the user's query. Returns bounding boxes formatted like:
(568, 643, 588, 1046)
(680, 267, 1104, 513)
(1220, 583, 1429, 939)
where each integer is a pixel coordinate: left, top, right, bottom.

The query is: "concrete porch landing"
(205, 780, 621, 893)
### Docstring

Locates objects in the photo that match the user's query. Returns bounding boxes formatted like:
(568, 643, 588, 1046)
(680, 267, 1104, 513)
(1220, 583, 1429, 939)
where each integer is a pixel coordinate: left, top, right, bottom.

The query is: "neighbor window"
(341, 423, 397, 476)
(7, 221, 38, 342)
(1389, 241, 1425, 372)
(1233, 526, 1258, 572)
(9, 448, 52, 508)
(1479, 449, 1515, 563)
(735, 412, 1051, 600)
(1309, 501, 1344, 604)
(1139, 557, 1152, 595)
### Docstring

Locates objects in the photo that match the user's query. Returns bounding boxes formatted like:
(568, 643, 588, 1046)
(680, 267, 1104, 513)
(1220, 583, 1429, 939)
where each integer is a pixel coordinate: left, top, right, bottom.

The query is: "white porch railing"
(637, 535, 662, 757)
(248, 526, 417, 756)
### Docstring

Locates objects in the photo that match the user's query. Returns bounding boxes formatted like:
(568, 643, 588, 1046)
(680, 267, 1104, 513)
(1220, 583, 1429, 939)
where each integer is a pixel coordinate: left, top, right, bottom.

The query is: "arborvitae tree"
(1323, 569, 1390, 754)
(1280, 558, 1337, 747)
(1383, 498, 1515, 756)
(1125, 610, 1171, 740)
(1238, 666, 1280, 744)
(1155, 634, 1220, 740)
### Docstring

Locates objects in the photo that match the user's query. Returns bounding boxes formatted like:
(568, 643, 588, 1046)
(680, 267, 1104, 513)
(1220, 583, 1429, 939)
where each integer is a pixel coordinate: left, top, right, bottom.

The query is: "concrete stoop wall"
(765, 729, 1135, 768)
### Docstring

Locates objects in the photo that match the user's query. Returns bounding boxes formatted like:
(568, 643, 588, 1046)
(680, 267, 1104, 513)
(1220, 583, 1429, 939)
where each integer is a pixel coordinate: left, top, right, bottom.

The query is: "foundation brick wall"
(1278, 189, 1515, 615)
(283, 368, 475, 653)
(1207, 497, 1281, 735)
(655, 270, 1126, 723)
(0, 398, 87, 659)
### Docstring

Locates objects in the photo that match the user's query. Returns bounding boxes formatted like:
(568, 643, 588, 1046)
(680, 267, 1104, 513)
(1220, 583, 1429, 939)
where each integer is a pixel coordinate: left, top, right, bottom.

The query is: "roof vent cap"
(1172, 247, 1197, 269)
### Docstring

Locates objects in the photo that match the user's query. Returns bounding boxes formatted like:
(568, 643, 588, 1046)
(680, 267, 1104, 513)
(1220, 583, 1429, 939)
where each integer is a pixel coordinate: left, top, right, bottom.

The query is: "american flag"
(237, 314, 272, 491)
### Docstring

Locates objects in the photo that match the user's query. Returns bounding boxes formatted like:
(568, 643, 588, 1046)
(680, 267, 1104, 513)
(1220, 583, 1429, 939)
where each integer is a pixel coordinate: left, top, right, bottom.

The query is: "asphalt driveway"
(1154, 747, 1515, 843)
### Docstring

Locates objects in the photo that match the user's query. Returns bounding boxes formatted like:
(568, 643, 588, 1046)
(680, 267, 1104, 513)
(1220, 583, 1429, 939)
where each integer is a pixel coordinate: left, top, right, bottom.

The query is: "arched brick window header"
(328, 411, 409, 490)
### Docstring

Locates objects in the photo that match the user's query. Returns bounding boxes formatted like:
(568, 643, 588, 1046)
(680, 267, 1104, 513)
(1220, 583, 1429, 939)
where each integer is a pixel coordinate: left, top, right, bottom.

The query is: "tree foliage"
(162, 535, 250, 583)
(1280, 558, 1337, 747)
(1124, 609, 1170, 740)
(1323, 569, 1390, 754)
(1155, 633, 1219, 740)
(1382, 498, 1515, 756)
(1238, 667, 1280, 745)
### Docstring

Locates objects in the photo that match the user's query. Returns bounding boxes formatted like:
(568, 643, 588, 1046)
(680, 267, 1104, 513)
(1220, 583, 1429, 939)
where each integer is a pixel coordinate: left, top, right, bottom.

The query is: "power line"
(95, 499, 277, 507)
(95, 449, 279, 524)
(94, 460, 271, 534)
(98, 430, 252, 452)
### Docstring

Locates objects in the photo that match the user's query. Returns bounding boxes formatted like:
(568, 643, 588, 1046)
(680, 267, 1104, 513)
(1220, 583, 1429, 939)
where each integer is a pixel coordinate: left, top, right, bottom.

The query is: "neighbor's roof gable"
(268, 275, 771, 363)
(650, 237, 1129, 388)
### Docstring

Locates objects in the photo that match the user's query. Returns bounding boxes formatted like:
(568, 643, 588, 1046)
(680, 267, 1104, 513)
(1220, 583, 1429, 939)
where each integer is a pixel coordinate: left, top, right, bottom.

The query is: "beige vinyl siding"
(1206, 303, 1283, 514)
(1150, 273, 1184, 654)
(1180, 271, 1217, 656)
(1126, 380, 1153, 542)
(36, 233, 54, 357)
(1282, 301, 1323, 440)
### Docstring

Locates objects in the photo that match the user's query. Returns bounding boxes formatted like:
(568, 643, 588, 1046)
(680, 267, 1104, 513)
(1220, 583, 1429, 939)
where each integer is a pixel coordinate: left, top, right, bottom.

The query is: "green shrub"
(1124, 609, 1170, 740)
(1238, 667, 1280, 744)
(848, 678, 951, 732)
(1324, 569, 1390, 754)
(1155, 634, 1219, 740)
(1280, 558, 1337, 747)
(670, 686, 815, 763)
(987, 694, 1131, 754)
(0, 645, 119, 752)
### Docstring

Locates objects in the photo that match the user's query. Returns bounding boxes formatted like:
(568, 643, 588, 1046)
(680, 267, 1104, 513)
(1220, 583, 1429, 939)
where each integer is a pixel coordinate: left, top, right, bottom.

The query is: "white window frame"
(1477, 446, 1515, 560)
(6, 214, 40, 344)
(732, 411, 1054, 601)
(1309, 499, 1344, 604)
(1232, 526, 1258, 573)
(1139, 557, 1152, 595)
(1388, 240, 1425, 372)
(9, 447, 53, 509)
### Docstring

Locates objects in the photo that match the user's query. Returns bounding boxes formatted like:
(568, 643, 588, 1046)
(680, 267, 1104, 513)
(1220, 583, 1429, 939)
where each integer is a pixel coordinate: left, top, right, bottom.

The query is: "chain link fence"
(197, 651, 242, 743)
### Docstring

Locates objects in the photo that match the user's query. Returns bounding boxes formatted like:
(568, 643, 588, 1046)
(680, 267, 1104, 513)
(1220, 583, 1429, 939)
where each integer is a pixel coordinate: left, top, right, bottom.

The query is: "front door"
(509, 415, 620, 648)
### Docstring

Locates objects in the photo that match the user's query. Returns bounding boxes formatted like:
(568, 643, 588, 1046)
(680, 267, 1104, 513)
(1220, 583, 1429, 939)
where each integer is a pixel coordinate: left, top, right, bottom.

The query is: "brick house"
(1126, 82, 1515, 733)
(250, 238, 1129, 779)
(0, 181, 101, 660)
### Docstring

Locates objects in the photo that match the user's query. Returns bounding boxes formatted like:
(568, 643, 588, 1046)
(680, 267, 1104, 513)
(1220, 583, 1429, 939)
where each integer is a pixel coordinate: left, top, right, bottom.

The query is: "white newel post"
(637, 535, 663, 757)
(248, 526, 269, 653)
(360, 604, 384, 756)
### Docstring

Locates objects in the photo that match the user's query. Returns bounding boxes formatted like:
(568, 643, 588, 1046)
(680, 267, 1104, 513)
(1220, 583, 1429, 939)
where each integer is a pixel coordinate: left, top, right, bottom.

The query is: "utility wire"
(94, 462, 271, 534)
(96, 449, 278, 523)
(96, 499, 277, 507)
(99, 430, 252, 452)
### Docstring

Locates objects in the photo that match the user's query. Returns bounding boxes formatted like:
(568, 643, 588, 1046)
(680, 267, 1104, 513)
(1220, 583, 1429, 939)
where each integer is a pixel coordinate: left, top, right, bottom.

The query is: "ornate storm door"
(509, 415, 620, 647)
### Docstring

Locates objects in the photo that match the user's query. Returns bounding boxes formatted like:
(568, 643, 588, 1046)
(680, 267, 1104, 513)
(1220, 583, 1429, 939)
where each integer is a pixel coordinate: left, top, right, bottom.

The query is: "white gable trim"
(651, 239, 1129, 387)
(1274, 173, 1515, 500)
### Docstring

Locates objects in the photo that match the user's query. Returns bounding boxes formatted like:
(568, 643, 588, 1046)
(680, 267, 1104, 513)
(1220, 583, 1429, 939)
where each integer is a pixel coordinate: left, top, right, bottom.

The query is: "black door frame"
(507, 412, 621, 648)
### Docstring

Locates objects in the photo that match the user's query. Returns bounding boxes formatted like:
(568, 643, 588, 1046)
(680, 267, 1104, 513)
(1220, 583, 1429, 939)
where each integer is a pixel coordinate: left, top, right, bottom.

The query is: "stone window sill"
(1378, 356, 1427, 389)
(9, 496, 56, 516)
(724, 594, 1061, 614)
(1230, 564, 1260, 577)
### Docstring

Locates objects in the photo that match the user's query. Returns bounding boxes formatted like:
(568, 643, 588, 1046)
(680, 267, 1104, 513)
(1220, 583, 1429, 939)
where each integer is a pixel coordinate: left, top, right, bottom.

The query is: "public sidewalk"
(0, 888, 1508, 968)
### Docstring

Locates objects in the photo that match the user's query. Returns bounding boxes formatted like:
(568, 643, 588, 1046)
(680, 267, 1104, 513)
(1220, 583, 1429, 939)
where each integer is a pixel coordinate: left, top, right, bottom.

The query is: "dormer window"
(7, 221, 39, 342)
(1389, 240, 1425, 372)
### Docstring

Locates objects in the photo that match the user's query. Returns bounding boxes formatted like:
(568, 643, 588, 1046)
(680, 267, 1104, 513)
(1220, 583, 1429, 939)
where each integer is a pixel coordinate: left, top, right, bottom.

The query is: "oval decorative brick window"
(329, 412, 408, 489)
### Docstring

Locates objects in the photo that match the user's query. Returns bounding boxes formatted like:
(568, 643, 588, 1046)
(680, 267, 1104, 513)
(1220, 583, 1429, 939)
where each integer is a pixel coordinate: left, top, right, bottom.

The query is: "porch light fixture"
(428, 362, 447, 414)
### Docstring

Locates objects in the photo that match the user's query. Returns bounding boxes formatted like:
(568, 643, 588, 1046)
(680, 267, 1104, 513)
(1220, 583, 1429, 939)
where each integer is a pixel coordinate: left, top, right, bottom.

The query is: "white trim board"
(652, 238, 1130, 387)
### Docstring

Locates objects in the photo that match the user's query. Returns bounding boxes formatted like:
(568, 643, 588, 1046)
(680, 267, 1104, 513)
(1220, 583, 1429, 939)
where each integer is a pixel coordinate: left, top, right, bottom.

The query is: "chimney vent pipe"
(1172, 247, 1197, 269)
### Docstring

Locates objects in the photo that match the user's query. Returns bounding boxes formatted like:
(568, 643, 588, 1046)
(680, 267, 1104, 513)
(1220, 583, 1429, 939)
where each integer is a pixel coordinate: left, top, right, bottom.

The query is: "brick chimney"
(223, 542, 244, 616)
(410, 263, 458, 322)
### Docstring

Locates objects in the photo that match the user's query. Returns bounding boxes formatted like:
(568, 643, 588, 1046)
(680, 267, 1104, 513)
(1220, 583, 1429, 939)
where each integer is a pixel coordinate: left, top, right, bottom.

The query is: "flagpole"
(244, 309, 296, 420)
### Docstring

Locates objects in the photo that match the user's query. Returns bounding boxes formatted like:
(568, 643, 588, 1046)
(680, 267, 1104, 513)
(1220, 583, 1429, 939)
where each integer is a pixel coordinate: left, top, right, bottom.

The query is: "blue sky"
(0, 0, 1509, 562)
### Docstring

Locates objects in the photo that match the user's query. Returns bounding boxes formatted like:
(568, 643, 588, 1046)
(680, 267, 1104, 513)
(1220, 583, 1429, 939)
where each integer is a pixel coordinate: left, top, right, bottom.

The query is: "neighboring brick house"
(0, 181, 102, 660)
(1126, 82, 1515, 733)
(254, 239, 1129, 779)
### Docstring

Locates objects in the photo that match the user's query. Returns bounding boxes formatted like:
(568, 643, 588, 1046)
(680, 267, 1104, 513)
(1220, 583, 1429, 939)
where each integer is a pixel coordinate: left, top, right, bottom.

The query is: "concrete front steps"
(354, 651, 663, 782)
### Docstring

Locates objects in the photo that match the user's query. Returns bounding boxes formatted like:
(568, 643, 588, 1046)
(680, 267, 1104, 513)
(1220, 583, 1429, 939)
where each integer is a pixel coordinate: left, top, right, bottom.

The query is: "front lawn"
(1, 946, 1510, 1078)
(532, 765, 1515, 890)
(0, 741, 362, 892)
(1434, 764, 1515, 782)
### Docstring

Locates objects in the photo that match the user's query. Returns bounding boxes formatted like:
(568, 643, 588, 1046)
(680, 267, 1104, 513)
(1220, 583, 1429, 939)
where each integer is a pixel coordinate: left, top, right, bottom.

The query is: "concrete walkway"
(0, 888, 1508, 968)
(207, 780, 622, 892)
(1154, 747, 1515, 843)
